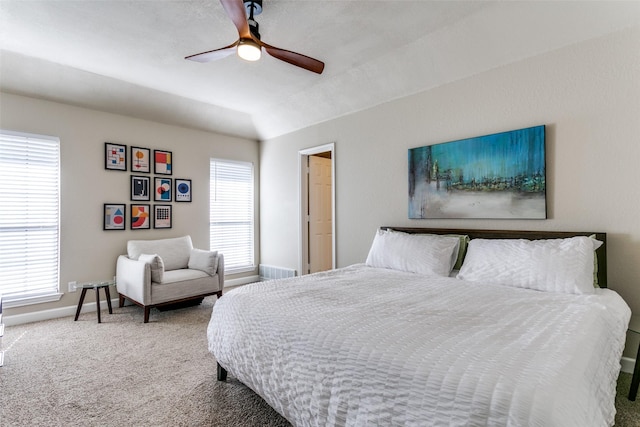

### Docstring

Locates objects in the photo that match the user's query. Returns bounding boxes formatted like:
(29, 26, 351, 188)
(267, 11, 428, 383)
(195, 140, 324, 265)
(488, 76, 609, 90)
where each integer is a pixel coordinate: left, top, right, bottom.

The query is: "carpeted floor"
(1, 295, 638, 426)
(616, 373, 640, 427)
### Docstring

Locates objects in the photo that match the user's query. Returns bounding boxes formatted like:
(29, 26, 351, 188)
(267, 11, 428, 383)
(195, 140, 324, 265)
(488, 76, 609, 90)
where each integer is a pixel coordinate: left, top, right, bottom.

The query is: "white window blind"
(210, 159, 254, 273)
(0, 130, 60, 305)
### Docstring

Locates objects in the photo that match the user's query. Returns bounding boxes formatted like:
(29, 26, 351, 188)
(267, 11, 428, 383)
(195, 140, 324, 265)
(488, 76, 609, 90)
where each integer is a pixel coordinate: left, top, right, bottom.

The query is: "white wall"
(1, 92, 259, 317)
(260, 27, 640, 351)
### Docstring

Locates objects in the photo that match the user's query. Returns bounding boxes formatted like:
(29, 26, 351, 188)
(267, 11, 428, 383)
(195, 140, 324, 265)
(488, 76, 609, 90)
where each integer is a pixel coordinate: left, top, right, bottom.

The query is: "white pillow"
(456, 236, 603, 294)
(138, 253, 164, 283)
(188, 249, 218, 276)
(365, 229, 460, 276)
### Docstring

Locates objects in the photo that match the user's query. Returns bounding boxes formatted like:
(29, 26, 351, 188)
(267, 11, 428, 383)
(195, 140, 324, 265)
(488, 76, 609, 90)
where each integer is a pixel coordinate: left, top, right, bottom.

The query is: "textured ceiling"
(1, 1, 639, 141)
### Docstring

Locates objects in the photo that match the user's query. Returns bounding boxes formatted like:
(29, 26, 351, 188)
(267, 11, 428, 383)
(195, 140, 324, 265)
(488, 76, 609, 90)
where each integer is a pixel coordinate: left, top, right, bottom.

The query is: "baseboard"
(4, 299, 120, 326)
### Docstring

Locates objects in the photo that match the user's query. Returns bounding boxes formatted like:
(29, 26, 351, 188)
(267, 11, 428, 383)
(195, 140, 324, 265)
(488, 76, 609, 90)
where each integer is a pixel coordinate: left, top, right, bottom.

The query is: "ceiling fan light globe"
(238, 40, 261, 61)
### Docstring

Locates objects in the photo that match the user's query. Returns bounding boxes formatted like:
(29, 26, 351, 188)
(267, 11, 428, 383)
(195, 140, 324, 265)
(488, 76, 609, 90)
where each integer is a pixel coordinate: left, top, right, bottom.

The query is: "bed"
(207, 228, 631, 426)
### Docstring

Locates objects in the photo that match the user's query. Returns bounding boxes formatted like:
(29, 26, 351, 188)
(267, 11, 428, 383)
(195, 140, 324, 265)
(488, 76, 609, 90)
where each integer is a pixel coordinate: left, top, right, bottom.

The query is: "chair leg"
(118, 294, 125, 308)
(216, 290, 223, 298)
(144, 306, 151, 323)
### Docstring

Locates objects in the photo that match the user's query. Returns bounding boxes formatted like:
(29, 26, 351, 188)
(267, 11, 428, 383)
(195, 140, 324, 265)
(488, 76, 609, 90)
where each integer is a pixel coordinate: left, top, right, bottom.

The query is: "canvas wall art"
(408, 125, 546, 219)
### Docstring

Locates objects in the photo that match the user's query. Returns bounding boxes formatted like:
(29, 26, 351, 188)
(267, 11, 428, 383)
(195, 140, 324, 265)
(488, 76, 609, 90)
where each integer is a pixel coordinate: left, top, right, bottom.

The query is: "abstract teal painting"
(409, 125, 546, 219)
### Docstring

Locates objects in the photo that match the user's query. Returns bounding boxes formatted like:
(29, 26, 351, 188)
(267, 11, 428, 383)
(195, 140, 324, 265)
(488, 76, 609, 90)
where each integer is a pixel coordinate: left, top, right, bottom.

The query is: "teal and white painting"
(408, 125, 546, 219)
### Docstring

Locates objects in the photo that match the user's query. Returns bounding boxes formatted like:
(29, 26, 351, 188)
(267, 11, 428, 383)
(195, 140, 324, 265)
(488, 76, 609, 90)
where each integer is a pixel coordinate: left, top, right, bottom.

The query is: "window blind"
(0, 130, 60, 304)
(210, 159, 254, 273)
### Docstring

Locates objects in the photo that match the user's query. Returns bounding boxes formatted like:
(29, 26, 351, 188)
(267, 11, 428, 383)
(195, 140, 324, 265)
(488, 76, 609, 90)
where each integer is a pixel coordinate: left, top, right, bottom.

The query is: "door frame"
(299, 143, 335, 275)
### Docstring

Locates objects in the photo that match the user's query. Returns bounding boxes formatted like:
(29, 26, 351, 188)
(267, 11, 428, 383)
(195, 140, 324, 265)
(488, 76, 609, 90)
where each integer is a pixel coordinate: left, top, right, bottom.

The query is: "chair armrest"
(116, 255, 151, 304)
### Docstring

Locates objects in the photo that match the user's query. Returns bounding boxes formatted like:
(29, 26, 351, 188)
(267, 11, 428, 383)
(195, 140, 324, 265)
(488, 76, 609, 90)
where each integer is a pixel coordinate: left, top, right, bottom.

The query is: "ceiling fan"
(186, 0, 325, 74)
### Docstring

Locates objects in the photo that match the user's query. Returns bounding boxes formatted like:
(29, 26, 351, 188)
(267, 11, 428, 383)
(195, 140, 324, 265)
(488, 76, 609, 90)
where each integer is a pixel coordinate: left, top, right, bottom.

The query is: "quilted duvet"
(207, 264, 630, 427)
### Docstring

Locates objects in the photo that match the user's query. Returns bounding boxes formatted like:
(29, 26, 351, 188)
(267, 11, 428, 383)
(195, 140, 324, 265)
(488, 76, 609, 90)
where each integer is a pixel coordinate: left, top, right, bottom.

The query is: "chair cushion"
(151, 269, 219, 304)
(127, 236, 193, 271)
(159, 268, 210, 284)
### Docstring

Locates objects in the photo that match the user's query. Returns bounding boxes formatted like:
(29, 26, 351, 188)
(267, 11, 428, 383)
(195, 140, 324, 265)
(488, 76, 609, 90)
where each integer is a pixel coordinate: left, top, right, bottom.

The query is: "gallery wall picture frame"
(154, 177, 172, 202)
(131, 204, 151, 230)
(153, 204, 172, 229)
(131, 146, 151, 173)
(105, 142, 127, 171)
(104, 203, 126, 230)
(174, 178, 192, 202)
(154, 149, 173, 175)
(131, 175, 151, 201)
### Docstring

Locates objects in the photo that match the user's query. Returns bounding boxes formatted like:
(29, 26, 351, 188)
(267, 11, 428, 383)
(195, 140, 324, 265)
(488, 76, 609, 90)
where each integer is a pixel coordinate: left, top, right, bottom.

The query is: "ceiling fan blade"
(263, 43, 325, 74)
(185, 40, 239, 63)
(187, 1, 326, 74)
(220, 0, 251, 39)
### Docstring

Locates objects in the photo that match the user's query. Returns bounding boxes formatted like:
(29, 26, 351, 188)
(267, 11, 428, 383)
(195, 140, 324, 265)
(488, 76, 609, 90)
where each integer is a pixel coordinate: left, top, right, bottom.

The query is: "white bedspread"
(207, 264, 630, 427)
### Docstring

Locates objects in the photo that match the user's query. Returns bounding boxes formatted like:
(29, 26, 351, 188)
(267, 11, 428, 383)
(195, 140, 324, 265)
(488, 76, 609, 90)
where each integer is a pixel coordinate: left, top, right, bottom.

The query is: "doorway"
(299, 143, 335, 275)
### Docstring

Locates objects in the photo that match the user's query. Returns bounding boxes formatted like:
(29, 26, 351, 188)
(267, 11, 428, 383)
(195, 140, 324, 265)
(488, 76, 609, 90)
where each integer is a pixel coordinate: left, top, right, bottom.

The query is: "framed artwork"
(408, 125, 546, 219)
(131, 146, 151, 173)
(131, 175, 150, 201)
(104, 203, 126, 230)
(174, 178, 192, 202)
(105, 142, 127, 171)
(130, 204, 151, 230)
(154, 177, 172, 202)
(153, 204, 172, 229)
(154, 149, 172, 175)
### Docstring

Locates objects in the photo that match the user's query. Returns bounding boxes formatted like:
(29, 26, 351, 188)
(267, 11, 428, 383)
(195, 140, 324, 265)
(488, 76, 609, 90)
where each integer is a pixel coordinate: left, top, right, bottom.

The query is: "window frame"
(209, 158, 255, 275)
(0, 129, 62, 308)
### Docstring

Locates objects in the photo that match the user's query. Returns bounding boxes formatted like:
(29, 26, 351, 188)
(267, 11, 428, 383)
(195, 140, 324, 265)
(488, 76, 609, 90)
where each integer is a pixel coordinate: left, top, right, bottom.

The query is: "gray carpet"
(1, 296, 638, 426)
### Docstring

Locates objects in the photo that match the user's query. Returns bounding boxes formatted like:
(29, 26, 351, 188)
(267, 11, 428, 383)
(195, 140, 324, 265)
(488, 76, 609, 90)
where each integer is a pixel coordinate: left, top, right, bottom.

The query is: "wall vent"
(259, 264, 297, 281)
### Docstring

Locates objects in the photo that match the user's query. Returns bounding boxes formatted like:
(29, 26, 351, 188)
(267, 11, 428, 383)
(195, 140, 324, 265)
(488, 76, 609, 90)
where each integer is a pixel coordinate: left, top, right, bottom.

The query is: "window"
(210, 159, 255, 273)
(0, 130, 61, 307)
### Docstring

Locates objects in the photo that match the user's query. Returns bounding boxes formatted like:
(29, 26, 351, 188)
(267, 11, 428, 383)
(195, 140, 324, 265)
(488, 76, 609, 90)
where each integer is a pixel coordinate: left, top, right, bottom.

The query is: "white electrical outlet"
(68, 281, 77, 292)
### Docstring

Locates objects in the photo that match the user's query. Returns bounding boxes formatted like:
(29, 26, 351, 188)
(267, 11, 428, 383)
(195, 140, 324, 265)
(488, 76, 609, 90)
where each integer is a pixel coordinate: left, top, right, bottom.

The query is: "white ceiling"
(1, 1, 639, 141)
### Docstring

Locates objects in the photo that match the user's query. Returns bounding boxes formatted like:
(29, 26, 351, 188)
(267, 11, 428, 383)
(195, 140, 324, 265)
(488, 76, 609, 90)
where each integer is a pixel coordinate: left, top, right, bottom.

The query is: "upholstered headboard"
(382, 227, 608, 288)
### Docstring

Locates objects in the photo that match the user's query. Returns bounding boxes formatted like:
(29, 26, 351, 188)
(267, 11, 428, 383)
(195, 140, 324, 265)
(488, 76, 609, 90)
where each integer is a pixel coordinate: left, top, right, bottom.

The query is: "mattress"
(207, 264, 630, 426)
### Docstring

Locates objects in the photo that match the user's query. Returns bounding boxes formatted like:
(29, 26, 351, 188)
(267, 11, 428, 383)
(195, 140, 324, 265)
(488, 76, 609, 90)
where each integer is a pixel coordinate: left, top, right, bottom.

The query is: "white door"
(308, 155, 333, 273)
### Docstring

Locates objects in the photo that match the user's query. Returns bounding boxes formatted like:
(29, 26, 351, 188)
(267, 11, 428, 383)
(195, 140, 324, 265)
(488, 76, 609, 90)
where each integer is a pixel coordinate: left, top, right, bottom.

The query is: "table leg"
(104, 286, 113, 314)
(629, 340, 640, 400)
(74, 288, 88, 321)
(95, 287, 101, 324)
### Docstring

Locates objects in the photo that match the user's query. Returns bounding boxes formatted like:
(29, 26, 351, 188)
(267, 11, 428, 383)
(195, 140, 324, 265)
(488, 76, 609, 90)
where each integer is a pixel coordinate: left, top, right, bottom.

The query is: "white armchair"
(116, 235, 224, 323)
